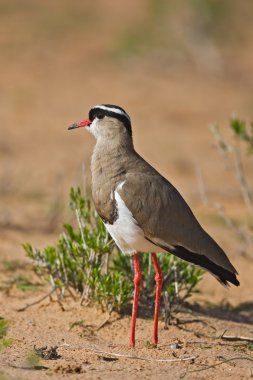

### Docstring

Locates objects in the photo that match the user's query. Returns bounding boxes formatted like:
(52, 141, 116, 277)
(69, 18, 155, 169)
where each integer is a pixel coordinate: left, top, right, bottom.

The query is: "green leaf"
(230, 117, 247, 139)
(0, 319, 9, 339)
(0, 338, 12, 351)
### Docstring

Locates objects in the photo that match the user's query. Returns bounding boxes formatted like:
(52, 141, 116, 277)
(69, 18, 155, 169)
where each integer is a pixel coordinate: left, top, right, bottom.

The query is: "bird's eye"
(96, 113, 104, 119)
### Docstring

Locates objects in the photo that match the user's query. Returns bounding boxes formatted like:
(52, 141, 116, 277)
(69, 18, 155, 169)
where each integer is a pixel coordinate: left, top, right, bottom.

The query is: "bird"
(68, 104, 240, 348)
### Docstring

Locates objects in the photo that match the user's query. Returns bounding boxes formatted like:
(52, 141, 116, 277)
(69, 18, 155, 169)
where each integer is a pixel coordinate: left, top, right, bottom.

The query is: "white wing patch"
(105, 182, 166, 255)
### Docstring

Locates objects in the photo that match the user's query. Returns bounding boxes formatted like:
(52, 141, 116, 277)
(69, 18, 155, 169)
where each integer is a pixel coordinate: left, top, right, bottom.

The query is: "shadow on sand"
(122, 299, 253, 326)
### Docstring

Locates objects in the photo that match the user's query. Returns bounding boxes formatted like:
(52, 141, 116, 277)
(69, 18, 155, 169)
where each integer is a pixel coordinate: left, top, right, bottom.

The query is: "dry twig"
(221, 332, 253, 343)
(16, 287, 57, 312)
(84, 346, 197, 363)
(180, 355, 253, 378)
(163, 290, 171, 329)
(63, 343, 196, 363)
(96, 314, 121, 331)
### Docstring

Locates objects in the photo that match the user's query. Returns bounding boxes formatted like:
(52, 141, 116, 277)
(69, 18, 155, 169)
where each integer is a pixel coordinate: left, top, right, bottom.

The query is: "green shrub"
(230, 117, 253, 151)
(24, 188, 203, 314)
(0, 318, 12, 351)
(0, 319, 9, 339)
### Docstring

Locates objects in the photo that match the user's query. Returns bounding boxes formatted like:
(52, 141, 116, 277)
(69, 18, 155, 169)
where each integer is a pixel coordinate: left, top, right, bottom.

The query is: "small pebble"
(170, 343, 180, 349)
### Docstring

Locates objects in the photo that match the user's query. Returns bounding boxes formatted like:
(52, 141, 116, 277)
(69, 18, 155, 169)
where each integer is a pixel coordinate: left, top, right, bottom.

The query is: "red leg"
(130, 252, 142, 348)
(151, 253, 163, 346)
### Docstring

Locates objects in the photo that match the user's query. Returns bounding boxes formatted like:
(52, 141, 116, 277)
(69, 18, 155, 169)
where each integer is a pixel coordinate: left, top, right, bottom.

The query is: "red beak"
(68, 118, 91, 130)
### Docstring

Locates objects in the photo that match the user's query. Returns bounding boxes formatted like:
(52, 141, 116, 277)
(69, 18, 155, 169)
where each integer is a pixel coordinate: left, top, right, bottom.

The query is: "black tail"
(170, 245, 240, 287)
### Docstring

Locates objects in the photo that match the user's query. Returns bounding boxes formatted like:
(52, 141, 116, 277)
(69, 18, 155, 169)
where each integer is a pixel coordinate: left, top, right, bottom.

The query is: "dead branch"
(221, 332, 253, 343)
(7, 363, 49, 371)
(186, 340, 248, 348)
(96, 314, 115, 331)
(180, 355, 253, 378)
(163, 291, 171, 329)
(62, 343, 196, 363)
(84, 346, 197, 362)
(66, 286, 77, 301)
(175, 323, 222, 339)
(16, 287, 57, 312)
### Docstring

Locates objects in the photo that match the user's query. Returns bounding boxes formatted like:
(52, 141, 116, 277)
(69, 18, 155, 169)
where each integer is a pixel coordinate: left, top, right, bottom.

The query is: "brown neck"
(91, 134, 135, 193)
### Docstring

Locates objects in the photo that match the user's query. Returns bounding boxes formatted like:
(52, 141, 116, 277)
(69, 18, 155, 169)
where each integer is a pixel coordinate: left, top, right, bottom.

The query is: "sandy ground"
(0, 2, 253, 379)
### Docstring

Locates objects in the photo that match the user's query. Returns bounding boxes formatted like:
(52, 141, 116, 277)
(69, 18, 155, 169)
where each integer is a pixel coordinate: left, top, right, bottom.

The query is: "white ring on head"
(93, 105, 131, 122)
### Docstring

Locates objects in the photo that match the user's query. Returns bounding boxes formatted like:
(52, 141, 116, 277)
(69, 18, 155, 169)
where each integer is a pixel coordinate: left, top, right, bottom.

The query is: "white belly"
(105, 187, 165, 255)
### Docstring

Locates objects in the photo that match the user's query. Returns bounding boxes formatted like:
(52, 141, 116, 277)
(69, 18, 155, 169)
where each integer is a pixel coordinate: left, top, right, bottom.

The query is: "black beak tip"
(68, 123, 78, 130)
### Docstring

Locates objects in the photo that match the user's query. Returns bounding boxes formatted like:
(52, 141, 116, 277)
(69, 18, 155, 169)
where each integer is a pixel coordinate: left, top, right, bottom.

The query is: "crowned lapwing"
(68, 104, 239, 348)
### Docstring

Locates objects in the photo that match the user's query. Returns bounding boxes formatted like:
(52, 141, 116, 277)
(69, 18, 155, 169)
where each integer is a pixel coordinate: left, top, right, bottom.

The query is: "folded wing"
(117, 171, 239, 287)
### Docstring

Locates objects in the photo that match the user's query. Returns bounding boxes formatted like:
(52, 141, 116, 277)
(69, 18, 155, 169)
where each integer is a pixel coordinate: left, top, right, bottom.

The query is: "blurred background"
(0, 0, 252, 303)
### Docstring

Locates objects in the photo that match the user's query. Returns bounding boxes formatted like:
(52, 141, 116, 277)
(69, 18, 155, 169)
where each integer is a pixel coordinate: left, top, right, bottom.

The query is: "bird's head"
(68, 104, 132, 140)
